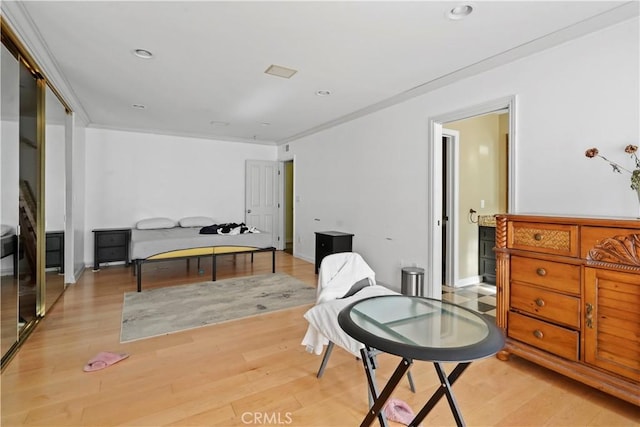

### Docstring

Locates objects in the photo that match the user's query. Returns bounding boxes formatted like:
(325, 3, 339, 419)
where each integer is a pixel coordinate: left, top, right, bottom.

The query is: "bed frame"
(133, 245, 276, 292)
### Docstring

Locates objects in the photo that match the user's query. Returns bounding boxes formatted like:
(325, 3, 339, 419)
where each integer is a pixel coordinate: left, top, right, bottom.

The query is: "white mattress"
(131, 227, 273, 260)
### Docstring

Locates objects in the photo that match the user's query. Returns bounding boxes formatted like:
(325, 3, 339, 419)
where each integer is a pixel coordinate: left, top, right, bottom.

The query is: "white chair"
(301, 252, 415, 391)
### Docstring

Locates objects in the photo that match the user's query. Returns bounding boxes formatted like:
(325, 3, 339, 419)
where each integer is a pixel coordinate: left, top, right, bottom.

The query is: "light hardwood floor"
(1, 252, 638, 426)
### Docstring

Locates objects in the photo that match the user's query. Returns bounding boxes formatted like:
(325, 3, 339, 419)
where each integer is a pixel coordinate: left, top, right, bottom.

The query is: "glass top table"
(338, 295, 505, 427)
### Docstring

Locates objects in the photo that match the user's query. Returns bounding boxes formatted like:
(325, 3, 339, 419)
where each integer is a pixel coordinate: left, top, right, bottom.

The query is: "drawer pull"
(533, 233, 543, 241)
(533, 329, 544, 339)
(536, 268, 547, 276)
(534, 298, 545, 307)
(586, 303, 594, 329)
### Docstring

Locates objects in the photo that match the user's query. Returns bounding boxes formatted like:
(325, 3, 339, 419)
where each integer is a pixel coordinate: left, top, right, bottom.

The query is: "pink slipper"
(83, 351, 129, 372)
(383, 398, 419, 426)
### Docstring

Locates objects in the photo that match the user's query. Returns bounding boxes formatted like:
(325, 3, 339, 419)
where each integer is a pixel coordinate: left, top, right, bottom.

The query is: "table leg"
(136, 260, 142, 292)
(359, 347, 412, 427)
(410, 362, 471, 427)
(212, 254, 217, 281)
(272, 248, 276, 273)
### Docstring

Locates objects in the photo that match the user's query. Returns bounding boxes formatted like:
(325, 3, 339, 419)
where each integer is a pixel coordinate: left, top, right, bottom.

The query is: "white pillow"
(179, 216, 215, 227)
(136, 217, 176, 230)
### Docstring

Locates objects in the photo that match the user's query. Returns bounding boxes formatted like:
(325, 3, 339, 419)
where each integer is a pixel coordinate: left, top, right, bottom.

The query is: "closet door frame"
(1, 17, 72, 370)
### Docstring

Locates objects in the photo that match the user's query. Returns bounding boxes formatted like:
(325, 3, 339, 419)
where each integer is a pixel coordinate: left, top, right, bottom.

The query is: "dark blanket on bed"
(200, 223, 251, 235)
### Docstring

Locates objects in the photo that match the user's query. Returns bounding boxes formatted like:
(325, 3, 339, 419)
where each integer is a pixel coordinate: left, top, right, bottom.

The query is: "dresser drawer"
(46, 236, 62, 250)
(97, 246, 127, 262)
(508, 311, 579, 361)
(510, 283, 580, 328)
(97, 232, 128, 247)
(508, 222, 578, 257)
(511, 256, 580, 294)
(580, 226, 640, 260)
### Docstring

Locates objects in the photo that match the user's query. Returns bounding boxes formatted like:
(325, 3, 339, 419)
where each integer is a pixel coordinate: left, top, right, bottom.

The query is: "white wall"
(83, 128, 276, 264)
(45, 123, 66, 231)
(281, 18, 640, 291)
(69, 114, 87, 281)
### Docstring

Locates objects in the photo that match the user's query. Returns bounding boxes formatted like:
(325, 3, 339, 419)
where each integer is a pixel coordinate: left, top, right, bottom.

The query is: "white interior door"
(245, 160, 280, 248)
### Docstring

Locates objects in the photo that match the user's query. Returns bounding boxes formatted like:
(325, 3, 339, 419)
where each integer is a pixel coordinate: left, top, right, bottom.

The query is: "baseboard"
(86, 261, 127, 270)
(294, 253, 314, 265)
(453, 275, 483, 288)
(72, 265, 85, 283)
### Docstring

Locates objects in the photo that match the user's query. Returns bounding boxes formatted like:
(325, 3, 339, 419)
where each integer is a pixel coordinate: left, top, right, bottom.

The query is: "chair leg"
(407, 369, 416, 393)
(316, 342, 335, 378)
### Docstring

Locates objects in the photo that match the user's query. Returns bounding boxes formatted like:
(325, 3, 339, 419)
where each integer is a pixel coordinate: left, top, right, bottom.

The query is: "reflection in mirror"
(18, 61, 39, 332)
(44, 85, 66, 312)
(1, 44, 20, 358)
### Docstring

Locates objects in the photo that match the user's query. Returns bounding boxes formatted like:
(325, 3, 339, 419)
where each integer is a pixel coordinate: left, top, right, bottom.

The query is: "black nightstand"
(93, 228, 131, 271)
(315, 231, 354, 274)
(45, 231, 64, 273)
(478, 226, 496, 285)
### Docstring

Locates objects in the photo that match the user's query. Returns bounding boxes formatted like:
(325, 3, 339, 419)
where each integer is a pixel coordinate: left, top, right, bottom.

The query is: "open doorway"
(283, 160, 294, 254)
(443, 111, 509, 287)
(426, 96, 516, 299)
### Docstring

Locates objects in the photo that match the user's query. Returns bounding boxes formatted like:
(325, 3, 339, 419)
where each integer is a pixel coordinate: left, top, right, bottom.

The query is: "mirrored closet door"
(44, 85, 67, 312)
(17, 54, 40, 333)
(1, 22, 71, 367)
(1, 43, 20, 360)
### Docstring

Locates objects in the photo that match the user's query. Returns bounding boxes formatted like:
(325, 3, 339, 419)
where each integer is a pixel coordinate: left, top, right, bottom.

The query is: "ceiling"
(3, 1, 638, 145)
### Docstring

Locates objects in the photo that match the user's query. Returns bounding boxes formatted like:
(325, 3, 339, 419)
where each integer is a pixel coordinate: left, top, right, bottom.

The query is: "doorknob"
(247, 209, 252, 213)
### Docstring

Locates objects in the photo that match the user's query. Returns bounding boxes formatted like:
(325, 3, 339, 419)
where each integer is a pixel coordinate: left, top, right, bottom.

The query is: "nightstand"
(315, 231, 354, 274)
(45, 231, 64, 273)
(93, 228, 131, 271)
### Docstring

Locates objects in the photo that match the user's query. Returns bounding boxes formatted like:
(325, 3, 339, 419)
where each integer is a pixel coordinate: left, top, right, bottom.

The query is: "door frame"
(427, 95, 517, 297)
(278, 158, 295, 253)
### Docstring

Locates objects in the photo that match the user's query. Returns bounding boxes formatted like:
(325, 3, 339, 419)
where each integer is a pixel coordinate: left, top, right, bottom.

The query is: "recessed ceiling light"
(264, 64, 297, 79)
(316, 90, 331, 96)
(132, 104, 146, 109)
(447, 4, 473, 20)
(133, 49, 153, 59)
(210, 120, 230, 127)
(260, 122, 271, 126)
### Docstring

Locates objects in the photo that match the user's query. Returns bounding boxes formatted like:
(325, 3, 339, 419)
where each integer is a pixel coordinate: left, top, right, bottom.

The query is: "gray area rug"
(120, 272, 316, 342)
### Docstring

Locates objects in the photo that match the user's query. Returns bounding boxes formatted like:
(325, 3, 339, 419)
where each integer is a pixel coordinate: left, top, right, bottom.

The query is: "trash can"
(401, 267, 425, 296)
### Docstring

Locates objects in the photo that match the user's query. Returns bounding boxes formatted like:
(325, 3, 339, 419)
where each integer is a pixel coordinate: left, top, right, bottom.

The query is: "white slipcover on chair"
(302, 252, 416, 388)
(301, 252, 397, 358)
(302, 252, 416, 418)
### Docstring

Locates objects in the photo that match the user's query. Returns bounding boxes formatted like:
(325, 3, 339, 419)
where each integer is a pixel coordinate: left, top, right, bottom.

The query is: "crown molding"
(278, 2, 640, 145)
(2, 2, 91, 126)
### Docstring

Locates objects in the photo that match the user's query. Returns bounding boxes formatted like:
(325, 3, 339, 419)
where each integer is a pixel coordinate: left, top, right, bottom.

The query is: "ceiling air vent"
(264, 64, 297, 79)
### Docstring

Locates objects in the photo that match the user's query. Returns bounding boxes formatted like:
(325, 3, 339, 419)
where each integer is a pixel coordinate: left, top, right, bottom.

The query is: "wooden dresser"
(495, 214, 639, 406)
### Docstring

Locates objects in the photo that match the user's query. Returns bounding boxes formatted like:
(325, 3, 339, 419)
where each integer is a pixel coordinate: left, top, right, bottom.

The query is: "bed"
(131, 221, 275, 292)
